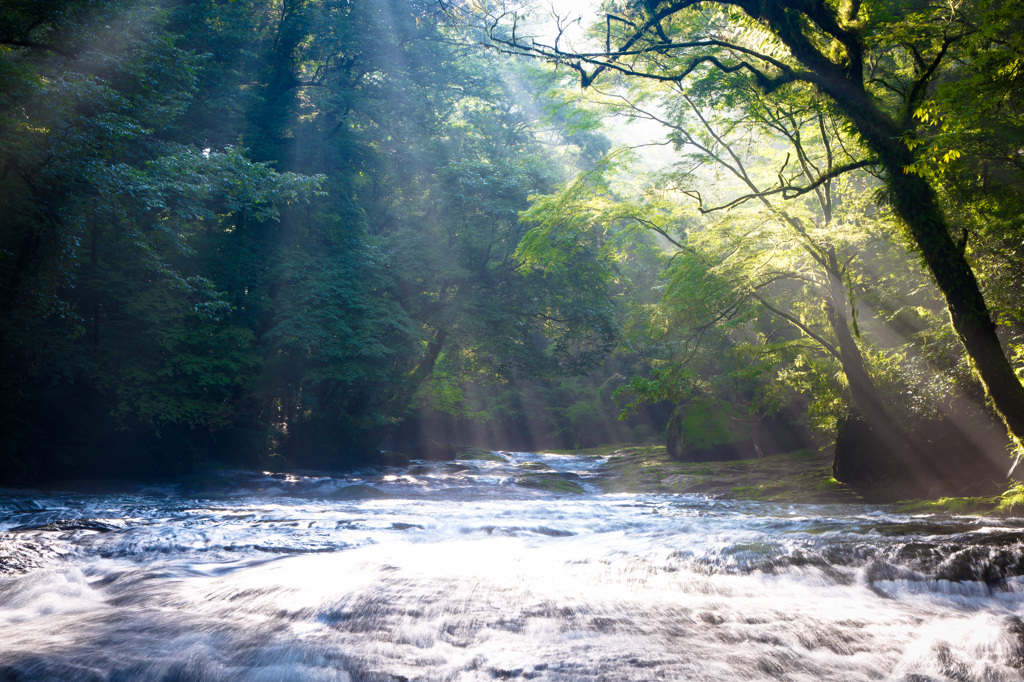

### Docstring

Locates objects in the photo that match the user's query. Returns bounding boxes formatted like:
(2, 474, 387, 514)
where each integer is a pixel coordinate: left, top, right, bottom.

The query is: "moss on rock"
(596, 445, 860, 503)
(329, 484, 394, 500)
(897, 496, 1000, 515)
(517, 461, 551, 471)
(456, 449, 509, 462)
(514, 472, 585, 494)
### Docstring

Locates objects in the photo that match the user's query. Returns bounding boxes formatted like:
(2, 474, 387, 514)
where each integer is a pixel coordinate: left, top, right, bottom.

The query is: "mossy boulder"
(666, 401, 807, 463)
(456, 448, 509, 462)
(329, 484, 394, 500)
(514, 472, 585, 494)
(666, 400, 739, 461)
(517, 461, 551, 471)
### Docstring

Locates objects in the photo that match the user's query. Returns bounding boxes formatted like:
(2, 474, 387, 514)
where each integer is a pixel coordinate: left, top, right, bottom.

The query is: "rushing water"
(2, 451, 1023, 681)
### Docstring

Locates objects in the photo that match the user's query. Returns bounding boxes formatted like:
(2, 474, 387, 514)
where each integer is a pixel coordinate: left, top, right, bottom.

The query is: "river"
(1, 450, 1023, 680)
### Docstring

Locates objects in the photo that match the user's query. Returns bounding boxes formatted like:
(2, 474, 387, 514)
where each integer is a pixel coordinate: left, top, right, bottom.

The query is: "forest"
(1, 0, 1022, 500)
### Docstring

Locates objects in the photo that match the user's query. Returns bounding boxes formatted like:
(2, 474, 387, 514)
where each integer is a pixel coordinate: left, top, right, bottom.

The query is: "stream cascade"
(2, 451, 1024, 680)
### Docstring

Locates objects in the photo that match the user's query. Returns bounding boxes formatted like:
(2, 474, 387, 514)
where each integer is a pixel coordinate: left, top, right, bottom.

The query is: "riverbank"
(583, 444, 859, 503)
(578, 444, 1024, 514)
(6, 443, 1022, 515)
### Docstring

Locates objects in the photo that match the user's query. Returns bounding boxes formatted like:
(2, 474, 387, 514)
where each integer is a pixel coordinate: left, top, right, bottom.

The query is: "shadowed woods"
(0, 0, 1022, 505)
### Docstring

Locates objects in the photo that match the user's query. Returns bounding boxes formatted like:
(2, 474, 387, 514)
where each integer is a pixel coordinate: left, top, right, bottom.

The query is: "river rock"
(329, 485, 393, 500)
(517, 461, 551, 471)
(456, 448, 508, 462)
(514, 472, 584, 494)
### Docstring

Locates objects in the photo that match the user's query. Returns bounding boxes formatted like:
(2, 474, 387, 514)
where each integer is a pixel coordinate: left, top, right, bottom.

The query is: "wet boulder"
(514, 472, 585, 494)
(329, 485, 394, 500)
(456, 448, 508, 462)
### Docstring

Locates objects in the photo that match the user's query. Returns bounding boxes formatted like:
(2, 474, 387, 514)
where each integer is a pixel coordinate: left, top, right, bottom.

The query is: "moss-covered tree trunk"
(884, 165, 1024, 444)
(408, 328, 449, 388)
(822, 251, 885, 427)
(832, 95, 1024, 449)
(746, 0, 1024, 450)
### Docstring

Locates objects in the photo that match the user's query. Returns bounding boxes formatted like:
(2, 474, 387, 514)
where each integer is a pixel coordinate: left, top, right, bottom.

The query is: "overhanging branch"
(752, 293, 841, 360)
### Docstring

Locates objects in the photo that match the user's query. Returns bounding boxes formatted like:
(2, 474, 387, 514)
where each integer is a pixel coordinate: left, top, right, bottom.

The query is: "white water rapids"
(1, 451, 1023, 680)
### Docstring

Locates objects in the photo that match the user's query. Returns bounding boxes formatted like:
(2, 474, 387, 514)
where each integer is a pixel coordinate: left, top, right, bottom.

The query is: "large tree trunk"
(821, 88, 1024, 450)
(743, 0, 1024, 449)
(883, 167, 1024, 447)
(823, 253, 886, 427)
(822, 250, 914, 482)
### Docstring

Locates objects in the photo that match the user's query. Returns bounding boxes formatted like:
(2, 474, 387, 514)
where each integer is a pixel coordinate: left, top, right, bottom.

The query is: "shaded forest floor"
(579, 445, 859, 503)
(572, 444, 1024, 514)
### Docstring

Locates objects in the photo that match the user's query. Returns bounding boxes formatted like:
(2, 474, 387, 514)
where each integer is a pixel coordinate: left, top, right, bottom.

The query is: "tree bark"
(830, 96, 1024, 448)
(821, 251, 881, 423)
(821, 249, 914, 480)
(750, 413, 764, 458)
(408, 328, 449, 388)
(751, 4, 1024, 450)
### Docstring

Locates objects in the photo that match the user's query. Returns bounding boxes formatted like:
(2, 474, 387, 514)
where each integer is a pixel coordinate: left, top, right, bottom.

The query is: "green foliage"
(998, 483, 1024, 516)
(0, 0, 628, 480)
(897, 496, 1000, 515)
(672, 400, 738, 450)
(9, 0, 1019, 484)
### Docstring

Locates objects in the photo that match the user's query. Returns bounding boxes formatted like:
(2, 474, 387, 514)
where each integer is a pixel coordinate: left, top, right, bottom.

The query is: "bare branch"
(625, 213, 687, 250)
(779, 158, 878, 199)
(688, 157, 877, 213)
(752, 294, 841, 360)
(905, 34, 956, 122)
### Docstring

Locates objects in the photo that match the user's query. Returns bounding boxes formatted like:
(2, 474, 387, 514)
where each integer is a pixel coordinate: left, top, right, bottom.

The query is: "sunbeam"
(2, 0, 1024, 678)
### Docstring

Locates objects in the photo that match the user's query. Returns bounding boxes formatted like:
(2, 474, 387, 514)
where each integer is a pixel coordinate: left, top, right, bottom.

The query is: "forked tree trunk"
(741, 1, 1024, 450)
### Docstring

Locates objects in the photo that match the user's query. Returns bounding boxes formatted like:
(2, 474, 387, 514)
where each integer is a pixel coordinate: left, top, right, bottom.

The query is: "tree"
(467, 0, 1024, 453)
(170, 0, 618, 465)
(0, 0, 320, 478)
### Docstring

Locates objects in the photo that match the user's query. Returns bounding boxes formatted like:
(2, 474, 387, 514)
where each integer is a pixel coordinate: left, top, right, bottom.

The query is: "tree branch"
(0, 39, 76, 59)
(779, 158, 878, 199)
(752, 293, 841, 360)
